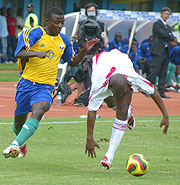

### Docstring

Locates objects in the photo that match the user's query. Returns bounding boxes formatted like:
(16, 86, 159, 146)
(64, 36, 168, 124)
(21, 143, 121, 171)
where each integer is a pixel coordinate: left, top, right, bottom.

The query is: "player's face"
(161, 11, 170, 22)
(46, 14, 65, 36)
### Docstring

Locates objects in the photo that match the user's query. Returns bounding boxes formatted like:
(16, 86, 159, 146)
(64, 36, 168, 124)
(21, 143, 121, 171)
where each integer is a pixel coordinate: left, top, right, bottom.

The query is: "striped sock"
(105, 118, 127, 160)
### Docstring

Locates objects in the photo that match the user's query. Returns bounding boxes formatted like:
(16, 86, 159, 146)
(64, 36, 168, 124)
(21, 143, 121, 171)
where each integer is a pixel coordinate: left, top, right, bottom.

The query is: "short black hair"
(161, 7, 172, 14)
(47, 7, 64, 18)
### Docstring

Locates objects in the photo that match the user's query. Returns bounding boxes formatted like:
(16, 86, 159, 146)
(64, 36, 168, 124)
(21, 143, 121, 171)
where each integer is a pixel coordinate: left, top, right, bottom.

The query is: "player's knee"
(32, 106, 49, 121)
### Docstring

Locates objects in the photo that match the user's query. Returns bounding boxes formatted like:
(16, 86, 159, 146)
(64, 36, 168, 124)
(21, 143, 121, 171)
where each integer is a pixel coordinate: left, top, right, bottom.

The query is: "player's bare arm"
(70, 38, 99, 67)
(16, 48, 51, 59)
(85, 110, 101, 158)
(151, 88, 169, 134)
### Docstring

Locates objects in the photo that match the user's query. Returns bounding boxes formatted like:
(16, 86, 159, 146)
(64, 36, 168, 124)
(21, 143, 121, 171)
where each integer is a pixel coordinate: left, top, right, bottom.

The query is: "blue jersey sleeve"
(60, 33, 74, 63)
(15, 27, 43, 56)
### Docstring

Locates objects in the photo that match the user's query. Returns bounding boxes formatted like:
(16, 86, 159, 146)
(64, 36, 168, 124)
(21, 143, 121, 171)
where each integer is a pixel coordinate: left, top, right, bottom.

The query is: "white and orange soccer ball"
(126, 153, 149, 176)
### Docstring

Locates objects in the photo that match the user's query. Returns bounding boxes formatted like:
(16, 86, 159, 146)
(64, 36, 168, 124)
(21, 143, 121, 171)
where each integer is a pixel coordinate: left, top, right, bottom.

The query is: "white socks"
(105, 118, 127, 160)
(127, 106, 132, 119)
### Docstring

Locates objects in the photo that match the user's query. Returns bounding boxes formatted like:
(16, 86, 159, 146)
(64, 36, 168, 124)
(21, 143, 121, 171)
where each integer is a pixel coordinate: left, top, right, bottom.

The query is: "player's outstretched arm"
(85, 110, 101, 158)
(16, 48, 50, 59)
(151, 88, 169, 134)
(70, 38, 99, 67)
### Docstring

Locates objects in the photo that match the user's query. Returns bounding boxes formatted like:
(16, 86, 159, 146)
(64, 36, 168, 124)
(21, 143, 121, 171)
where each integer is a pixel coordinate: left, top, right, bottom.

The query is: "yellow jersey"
(15, 26, 75, 85)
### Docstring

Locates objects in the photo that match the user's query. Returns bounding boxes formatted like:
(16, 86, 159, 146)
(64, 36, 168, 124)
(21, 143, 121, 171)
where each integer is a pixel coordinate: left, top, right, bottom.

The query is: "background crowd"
(0, 3, 180, 103)
(0, 3, 38, 64)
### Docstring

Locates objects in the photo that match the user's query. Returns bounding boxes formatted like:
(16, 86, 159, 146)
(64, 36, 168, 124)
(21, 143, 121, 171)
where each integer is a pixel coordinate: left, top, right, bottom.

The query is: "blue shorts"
(15, 78, 55, 116)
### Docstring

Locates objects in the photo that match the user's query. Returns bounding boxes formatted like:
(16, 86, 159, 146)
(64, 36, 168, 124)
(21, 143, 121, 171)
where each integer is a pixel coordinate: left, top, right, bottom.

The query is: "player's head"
(109, 74, 128, 95)
(46, 7, 65, 36)
(160, 7, 172, 21)
(85, 3, 98, 17)
(27, 3, 34, 13)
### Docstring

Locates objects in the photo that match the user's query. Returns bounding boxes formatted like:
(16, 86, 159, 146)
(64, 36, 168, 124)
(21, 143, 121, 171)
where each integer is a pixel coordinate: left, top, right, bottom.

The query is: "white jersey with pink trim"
(87, 49, 154, 111)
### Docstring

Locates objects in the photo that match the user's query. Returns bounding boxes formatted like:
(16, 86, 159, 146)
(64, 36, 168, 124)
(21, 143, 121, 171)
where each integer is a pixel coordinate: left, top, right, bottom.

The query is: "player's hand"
(85, 138, 101, 158)
(37, 50, 51, 58)
(159, 116, 169, 134)
(84, 38, 99, 52)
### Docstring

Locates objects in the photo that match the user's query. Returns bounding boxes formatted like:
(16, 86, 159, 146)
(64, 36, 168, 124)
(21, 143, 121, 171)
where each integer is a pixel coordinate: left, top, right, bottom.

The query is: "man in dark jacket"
(148, 7, 174, 98)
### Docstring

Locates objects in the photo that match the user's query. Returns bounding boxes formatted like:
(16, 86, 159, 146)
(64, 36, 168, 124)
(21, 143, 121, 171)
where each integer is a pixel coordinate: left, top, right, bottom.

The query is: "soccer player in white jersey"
(85, 49, 169, 169)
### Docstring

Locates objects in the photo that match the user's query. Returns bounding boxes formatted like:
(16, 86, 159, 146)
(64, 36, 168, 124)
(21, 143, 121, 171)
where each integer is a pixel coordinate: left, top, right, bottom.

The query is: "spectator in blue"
(121, 29, 140, 48)
(71, 36, 79, 55)
(106, 32, 122, 51)
(169, 37, 180, 90)
(138, 35, 153, 77)
(121, 39, 142, 73)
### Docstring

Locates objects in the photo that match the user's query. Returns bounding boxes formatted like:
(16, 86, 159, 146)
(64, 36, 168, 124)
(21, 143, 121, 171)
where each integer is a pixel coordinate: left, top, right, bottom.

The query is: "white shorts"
(88, 50, 154, 111)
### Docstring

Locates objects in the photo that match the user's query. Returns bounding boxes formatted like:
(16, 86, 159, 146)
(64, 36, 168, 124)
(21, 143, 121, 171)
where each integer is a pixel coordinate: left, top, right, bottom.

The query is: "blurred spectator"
(0, 39, 4, 58)
(16, 8, 24, 39)
(71, 37, 89, 102)
(72, 3, 108, 106)
(6, 8, 16, 63)
(147, 7, 174, 98)
(139, 35, 153, 77)
(121, 28, 140, 48)
(0, 7, 8, 63)
(22, 3, 38, 33)
(106, 32, 122, 51)
(169, 37, 180, 91)
(172, 22, 180, 42)
(121, 39, 142, 73)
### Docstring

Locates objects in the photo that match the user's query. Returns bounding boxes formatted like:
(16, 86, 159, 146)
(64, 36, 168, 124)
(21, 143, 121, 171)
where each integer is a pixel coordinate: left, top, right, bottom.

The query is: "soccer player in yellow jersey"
(2, 7, 99, 158)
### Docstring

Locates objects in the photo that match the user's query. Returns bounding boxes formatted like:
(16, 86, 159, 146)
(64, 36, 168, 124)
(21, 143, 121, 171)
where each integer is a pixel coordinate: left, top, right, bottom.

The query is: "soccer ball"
(126, 153, 149, 176)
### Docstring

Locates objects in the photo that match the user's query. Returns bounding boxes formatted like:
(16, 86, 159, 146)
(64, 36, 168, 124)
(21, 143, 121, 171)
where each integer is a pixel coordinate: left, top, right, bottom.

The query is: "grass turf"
(0, 63, 19, 71)
(0, 63, 20, 82)
(0, 116, 179, 185)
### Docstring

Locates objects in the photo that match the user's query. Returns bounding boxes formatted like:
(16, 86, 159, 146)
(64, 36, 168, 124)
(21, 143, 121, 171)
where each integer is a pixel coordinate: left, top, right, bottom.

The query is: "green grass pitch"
(0, 116, 180, 185)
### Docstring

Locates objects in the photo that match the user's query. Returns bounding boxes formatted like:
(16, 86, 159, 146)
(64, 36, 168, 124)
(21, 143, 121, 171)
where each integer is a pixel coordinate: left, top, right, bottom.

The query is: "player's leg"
(101, 88, 133, 169)
(104, 96, 135, 130)
(15, 101, 50, 146)
(13, 114, 28, 158)
(127, 105, 135, 130)
(13, 114, 28, 136)
(2, 78, 31, 158)
(3, 101, 50, 158)
(14, 82, 53, 154)
(104, 96, 116, 109)
(3, 80, 53, 158)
